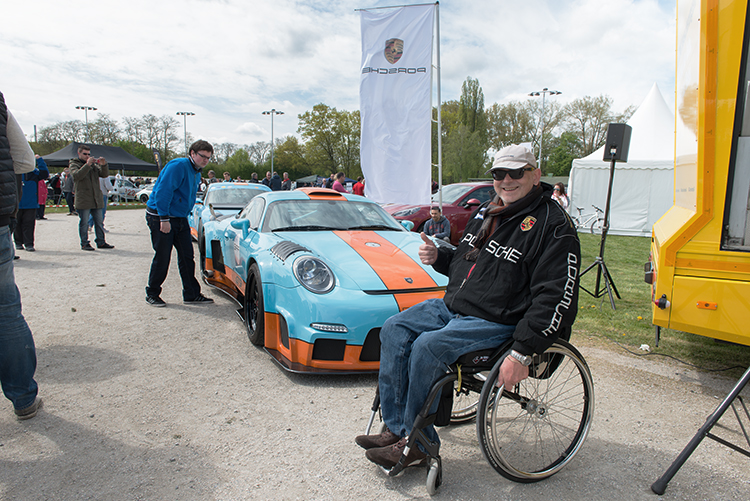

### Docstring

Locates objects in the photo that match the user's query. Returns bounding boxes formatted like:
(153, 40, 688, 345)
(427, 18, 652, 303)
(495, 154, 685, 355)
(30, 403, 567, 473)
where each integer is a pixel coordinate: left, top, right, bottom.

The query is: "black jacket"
(0, 92, 16, 227)
(433, 183, 580, 356)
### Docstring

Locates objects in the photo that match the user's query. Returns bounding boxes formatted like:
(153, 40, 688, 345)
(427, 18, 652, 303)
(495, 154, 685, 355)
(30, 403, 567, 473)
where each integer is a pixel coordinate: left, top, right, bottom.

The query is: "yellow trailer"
(648, 0, 750, 346)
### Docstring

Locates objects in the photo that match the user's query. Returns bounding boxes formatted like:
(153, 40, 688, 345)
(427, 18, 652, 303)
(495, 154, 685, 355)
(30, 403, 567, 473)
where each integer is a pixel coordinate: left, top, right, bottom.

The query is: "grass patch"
(573, 233, 750, 379)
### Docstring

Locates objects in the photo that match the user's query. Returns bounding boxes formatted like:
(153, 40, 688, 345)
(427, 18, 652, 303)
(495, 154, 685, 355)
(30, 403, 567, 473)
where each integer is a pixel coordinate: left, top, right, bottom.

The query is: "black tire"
(244, 263, 265, 346)
(199, 234, 207, 274)
(140, 194, 148, 203)
(476, 340, 594, 483)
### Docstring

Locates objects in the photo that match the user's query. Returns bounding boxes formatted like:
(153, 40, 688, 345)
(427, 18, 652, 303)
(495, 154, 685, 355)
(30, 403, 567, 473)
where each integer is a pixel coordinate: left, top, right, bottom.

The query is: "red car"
(384, 182, 496, 245)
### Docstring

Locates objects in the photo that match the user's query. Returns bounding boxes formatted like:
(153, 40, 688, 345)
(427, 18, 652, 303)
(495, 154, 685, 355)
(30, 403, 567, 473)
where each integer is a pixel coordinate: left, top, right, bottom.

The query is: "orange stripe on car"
(333, 231, 438, 291)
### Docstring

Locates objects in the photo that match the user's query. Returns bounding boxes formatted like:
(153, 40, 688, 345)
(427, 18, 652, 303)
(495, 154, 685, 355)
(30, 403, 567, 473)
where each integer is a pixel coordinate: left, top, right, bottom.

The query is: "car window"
(240, 197, 265, 229)
(261, 200, 404, 232)
(459, 185, 495, 205)
(209, 187, 266, 206)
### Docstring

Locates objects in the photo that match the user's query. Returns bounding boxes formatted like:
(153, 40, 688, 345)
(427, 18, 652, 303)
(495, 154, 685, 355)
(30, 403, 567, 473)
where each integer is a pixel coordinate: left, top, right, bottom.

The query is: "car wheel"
(199, 233, 207, 274)
(140, 194, 148, 203)
(245, 263, 265, 346)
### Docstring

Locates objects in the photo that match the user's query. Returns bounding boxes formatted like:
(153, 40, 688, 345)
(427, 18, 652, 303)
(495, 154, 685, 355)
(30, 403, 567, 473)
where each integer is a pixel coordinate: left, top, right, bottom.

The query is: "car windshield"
(263, 200, 405, 232)
(205, 187, 266, 206)
(432, 184, 475, 204)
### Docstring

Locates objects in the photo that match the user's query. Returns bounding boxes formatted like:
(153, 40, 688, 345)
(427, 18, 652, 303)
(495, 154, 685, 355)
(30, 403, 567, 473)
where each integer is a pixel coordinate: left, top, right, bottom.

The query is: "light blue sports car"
(200, 187, 448, 374)
(189, 182, 271, 244)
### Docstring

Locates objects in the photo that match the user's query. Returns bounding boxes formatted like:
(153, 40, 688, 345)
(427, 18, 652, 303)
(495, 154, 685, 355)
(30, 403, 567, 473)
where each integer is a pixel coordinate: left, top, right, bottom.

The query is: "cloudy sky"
(1, 0, 676, 147)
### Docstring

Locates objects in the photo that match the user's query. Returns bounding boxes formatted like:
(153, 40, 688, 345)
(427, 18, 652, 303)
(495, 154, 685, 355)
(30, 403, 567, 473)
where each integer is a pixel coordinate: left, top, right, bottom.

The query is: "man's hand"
(496, 356, 529, 389)
(418, 232, 437, 265)
(160, 220, 171, 234)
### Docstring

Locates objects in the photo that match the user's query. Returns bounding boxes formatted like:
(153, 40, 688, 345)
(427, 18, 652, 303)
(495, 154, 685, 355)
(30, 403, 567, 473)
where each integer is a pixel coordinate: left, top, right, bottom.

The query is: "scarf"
(464, 184, 544, 262)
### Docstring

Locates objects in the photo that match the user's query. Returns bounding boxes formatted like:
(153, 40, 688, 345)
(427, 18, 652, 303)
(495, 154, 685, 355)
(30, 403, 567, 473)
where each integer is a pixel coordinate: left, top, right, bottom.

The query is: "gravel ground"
(1, 208, 749, 500)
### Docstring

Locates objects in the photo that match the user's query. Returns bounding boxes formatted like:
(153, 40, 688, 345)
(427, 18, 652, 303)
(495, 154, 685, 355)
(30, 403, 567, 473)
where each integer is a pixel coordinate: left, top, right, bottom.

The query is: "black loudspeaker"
(602, 123, 632, 162)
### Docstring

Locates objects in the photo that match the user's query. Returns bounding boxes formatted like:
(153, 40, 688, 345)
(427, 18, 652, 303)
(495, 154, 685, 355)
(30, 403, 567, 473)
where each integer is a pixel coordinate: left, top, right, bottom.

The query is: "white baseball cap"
(489, 144, 537, 171)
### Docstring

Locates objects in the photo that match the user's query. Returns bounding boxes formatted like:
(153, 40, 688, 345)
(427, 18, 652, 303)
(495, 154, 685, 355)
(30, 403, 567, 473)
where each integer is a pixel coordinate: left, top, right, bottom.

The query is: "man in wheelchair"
(356, 144, 581, 471)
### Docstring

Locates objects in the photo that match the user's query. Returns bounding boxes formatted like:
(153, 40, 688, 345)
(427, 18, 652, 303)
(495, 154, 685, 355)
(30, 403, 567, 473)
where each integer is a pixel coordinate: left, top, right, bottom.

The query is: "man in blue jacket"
(13, 154, 48, 252)
(145, 140, 214, 307)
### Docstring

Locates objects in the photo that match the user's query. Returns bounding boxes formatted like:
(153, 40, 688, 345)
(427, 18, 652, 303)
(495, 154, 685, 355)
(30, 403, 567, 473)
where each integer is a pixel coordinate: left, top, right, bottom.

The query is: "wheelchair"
(363, 337, 595, 495)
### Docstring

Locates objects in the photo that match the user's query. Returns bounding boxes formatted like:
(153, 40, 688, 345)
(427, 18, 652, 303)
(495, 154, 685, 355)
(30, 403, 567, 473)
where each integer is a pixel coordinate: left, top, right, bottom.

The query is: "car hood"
(272, 230, 447, 292)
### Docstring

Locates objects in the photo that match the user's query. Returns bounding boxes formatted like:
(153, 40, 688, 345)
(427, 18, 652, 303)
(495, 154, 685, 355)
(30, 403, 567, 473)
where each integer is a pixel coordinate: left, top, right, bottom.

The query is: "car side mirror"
(463, 198, 481, 208)
(230, 218, 250, 238)
(400, 220, 415, 231)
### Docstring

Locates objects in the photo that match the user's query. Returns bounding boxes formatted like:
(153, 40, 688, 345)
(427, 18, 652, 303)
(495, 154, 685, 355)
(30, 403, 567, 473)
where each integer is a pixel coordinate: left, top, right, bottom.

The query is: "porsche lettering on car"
(200, 188, 448, 373)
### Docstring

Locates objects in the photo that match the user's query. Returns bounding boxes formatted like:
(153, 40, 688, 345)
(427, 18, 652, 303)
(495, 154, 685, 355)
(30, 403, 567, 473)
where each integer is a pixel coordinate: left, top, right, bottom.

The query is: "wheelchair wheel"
(450, 372, 487, 423)
(476, 340, 594, 483)
(426, 457, 442, 495)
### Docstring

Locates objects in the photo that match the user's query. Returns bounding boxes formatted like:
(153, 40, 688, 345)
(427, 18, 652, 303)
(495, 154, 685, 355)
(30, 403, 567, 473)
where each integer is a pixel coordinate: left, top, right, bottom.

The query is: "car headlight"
(293, 256, 335, 294)
(392, 207, 420, 217)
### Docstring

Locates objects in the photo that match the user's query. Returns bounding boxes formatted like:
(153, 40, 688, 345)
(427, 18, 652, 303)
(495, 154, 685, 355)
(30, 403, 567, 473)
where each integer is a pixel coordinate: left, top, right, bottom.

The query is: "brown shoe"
(365, 437, 427, 470)
(15, 397, 43, 420)
(355, 427, 400, 450)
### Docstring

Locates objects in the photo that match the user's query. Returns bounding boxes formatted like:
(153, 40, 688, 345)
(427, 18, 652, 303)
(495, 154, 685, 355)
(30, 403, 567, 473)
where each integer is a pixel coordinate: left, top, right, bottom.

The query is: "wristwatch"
(509, 350, 533, 366)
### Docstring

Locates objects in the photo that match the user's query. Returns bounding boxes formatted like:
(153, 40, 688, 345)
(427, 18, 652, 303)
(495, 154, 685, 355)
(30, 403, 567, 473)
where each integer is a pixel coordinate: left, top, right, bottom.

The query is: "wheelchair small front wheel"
(476, 340, 594, 483)
(426, 457, 442, 495)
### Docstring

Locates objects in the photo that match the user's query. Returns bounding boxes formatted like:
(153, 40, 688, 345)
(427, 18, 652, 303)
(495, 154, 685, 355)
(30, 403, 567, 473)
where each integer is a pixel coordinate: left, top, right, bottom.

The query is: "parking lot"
(1, 208, 748, 500)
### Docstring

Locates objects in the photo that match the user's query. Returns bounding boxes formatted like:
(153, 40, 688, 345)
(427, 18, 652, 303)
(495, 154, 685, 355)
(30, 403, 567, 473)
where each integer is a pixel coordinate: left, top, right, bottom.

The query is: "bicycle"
(572, 205, 605, 234)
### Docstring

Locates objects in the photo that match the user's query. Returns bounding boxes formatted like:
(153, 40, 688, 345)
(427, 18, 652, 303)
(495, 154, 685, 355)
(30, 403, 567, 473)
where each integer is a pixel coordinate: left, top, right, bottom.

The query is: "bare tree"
(215, 142, 238, 164)
(562, 95, 635, 157)
(247, 141, 271, 165)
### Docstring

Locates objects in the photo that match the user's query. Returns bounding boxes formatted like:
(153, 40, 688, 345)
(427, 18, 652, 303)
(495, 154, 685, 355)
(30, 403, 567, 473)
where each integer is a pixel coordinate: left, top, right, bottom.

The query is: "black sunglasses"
(491, 167, 534, 181)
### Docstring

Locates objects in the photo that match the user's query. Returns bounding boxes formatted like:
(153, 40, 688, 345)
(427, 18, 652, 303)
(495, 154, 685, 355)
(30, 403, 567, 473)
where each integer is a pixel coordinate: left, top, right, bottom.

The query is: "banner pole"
(435, 2, 442, 210)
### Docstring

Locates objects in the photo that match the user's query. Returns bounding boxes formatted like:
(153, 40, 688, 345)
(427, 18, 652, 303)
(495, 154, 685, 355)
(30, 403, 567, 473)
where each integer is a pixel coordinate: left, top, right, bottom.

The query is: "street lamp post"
(262, 109, 284, 178)
(75, 105, 97, 142)
(528, 88, 561, 170)
(176, 111, 195, 155)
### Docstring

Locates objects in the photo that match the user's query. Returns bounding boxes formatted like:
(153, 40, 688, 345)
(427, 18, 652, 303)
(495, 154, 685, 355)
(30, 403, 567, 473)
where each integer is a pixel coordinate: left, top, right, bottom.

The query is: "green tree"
(297, 103, 361, 178)
(486, 101, 537, 151)
(562, 95, 635, 157)
(459, 77, 486, 137)
(443, 124, 487, 182)
(545, 132, 582, 176)
(273, 136, 310, 180)
(441, 77, 489, 182)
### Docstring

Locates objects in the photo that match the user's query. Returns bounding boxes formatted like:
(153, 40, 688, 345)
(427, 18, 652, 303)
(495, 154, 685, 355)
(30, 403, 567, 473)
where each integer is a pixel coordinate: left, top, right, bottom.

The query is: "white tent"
(567, 83, 675, 236)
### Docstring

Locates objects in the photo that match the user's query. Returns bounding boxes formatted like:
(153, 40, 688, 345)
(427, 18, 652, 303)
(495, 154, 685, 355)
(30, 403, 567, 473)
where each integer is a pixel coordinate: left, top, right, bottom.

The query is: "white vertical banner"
(360, 4, 435, 205)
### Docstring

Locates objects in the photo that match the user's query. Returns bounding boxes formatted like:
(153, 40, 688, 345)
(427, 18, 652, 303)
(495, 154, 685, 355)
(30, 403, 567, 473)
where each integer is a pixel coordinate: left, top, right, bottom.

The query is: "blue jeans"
(0, 225, 38, 410)
(145, 214, 201, 300)
(379, 298, 514, 445)
(77, 208, 105, 247)
(88, 194, 108, 228)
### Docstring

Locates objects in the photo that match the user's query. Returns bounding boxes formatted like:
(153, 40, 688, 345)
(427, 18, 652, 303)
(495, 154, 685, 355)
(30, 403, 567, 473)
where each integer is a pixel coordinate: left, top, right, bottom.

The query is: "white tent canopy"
(567, 83, 675, 236)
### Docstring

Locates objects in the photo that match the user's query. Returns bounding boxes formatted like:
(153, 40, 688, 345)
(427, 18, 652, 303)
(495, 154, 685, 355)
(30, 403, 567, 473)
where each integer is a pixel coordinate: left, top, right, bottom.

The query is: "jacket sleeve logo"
(520, 216, 537, 232)
(384, 38, 404, 64)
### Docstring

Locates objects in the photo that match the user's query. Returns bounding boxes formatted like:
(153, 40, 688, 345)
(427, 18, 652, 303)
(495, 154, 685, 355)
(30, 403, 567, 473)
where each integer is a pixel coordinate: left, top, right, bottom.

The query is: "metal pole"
(76, 106, 97, 142)
(435, 2, 442, 210)
(527, 88, 561, 171)
(176, 112, 195, 156)
(262, 109, 284, 178)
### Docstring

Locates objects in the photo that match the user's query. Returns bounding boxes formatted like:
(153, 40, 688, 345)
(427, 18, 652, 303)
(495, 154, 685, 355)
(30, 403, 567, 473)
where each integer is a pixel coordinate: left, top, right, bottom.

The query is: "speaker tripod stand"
(579, 152, 621, 309)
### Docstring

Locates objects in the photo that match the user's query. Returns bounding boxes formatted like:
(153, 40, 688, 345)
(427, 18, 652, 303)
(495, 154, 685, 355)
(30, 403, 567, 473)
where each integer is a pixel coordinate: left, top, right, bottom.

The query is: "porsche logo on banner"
(384, 38, 404, 64)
